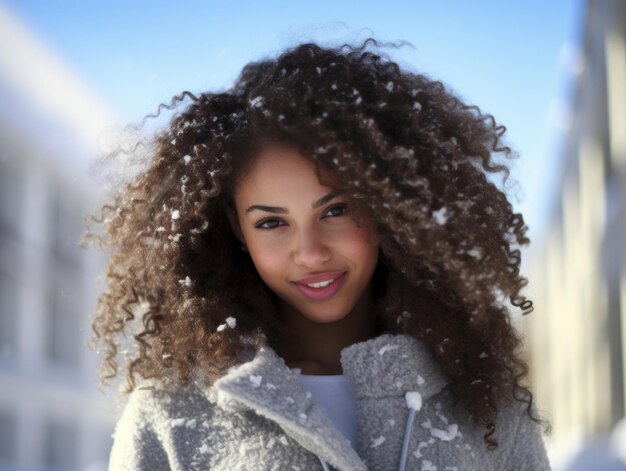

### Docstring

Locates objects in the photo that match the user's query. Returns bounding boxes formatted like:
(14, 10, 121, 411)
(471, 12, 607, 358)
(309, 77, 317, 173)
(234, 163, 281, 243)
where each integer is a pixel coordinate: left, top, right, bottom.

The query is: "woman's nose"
(292, 228, 332, 266)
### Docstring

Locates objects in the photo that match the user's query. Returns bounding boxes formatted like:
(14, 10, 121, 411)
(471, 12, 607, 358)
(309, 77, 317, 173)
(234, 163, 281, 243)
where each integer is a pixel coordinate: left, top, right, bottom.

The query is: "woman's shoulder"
(109, 380, 227, 470)
(119, 379, 220, 425)
(428, 388, 550, 470)
(483, 396, 551, 470)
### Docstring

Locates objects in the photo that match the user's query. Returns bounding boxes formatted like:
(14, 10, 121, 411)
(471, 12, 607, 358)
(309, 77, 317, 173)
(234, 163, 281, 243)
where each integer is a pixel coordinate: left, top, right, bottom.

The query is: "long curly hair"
(83, 38, 551, 449)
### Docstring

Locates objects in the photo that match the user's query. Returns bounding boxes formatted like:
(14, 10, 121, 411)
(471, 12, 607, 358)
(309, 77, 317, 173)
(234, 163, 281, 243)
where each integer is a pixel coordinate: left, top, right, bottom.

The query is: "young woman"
(87, 38, 552, 470)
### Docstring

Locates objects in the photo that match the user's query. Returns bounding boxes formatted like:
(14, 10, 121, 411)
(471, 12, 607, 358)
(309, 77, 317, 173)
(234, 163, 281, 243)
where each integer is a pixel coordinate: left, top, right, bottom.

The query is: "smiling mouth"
(293, 272, 347, 301)
(303, 277, 339, 288)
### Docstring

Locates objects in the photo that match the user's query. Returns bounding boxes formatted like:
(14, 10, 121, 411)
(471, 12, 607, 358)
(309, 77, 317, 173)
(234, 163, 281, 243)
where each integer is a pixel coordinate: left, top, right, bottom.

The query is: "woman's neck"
(273, 288, 381, 375)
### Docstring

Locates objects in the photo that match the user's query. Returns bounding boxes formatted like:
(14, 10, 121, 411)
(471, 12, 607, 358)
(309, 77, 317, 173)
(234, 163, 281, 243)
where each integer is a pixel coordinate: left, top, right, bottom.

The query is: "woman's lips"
(293, 271, 347, 301)
(295, 271, 346, 284)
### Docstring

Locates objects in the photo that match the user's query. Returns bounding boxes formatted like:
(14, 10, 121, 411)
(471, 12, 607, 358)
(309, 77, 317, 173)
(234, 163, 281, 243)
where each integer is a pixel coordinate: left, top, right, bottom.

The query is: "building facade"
(524, 0, 626, 466)
(0, 6, 119, 471)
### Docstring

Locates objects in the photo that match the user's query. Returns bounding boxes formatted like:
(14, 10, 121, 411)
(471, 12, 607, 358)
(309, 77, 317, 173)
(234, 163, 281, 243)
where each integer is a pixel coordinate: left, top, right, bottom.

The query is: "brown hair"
(83, 38, 551, 449)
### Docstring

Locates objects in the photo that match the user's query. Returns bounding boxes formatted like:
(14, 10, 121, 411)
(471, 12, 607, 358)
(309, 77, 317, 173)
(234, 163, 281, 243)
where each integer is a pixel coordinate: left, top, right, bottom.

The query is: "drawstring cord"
(399, 391, 422, 471)
(398, 409, 417, 471)
(318, 456, 331, 470)
(318, 391, 423, 471)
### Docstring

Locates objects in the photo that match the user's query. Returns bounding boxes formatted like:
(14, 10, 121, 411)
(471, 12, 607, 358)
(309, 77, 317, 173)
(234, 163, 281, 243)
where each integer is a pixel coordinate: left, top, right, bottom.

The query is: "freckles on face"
(232, 145, 379, 323)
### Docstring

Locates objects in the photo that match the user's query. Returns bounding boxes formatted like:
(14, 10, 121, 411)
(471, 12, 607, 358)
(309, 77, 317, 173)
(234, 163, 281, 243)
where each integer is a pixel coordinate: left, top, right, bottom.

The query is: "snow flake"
(249, 96, 264, 108)
(249, 374, 262, 387)
(286, 396, 295, 404)
(216, 316, 235, 332)
(266, 437, 276, 449)
(430, 424, 459, 441)
(278, 114, 285, 121)
(413, 441, 429, 459)
(169, 233, 182, 243)
(444, 467, 458, 471)
(316, 67, 322, 75)
(171, 418, 186, 428)
(199, 443, 212, 454)
(421, 419, 433, 429)
(183, 155, 192, 165)
(479, 351, 488, 358)
(370, 436, 385, 448)
(185, 419, 197, 429)
(421, 460, 437, 471)
(305, 391, 312, 399)
(162, 353, 172, 360)
(171, 210, 180, 220)
(178, 276, 192, 287)
(385, 81, 394, 92)
(396, 381, 402, 388)
(432, 207, 448, 225)
(279, 436, 289, 446)
(405, 391, 423, 411)
(265, 382, 277, 390)
(378, 344, 399, 355)
(156, 226, 165, 232)
(331, 83, 338, 90)
(467, 248, 482, 259)
(298, 413, 307, 424)
(413, 102, 423, 112)
(417, 375, 426, 386)
(388, 419, 395, 426)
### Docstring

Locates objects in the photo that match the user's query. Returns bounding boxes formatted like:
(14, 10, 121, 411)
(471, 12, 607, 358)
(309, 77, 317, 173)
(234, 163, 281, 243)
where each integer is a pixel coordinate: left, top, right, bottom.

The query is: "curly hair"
(83, 38, 551, 449)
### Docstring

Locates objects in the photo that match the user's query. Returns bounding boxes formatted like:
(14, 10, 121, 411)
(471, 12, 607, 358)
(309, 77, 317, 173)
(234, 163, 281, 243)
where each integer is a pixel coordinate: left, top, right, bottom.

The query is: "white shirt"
(297, 374, 358, 449)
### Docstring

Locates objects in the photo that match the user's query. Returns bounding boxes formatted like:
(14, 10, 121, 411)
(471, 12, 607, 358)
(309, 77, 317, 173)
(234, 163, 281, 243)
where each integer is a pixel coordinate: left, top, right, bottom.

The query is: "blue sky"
(2, 0, 584, 242)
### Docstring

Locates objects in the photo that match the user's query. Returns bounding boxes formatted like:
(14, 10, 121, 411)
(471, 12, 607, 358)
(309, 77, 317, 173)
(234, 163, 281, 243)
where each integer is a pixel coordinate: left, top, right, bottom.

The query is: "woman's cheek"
(344, 227, 377, 254)
(249, 242, 287, 278)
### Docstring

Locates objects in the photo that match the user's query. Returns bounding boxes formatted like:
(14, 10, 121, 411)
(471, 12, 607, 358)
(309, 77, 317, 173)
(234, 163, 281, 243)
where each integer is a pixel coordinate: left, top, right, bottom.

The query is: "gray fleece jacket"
(108, 333, 551, 470)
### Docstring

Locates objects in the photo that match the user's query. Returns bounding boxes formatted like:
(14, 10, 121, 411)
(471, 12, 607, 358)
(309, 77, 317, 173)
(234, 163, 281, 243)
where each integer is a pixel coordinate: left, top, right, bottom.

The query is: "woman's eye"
(255, 218, 284, 230)
(254, 204, 347, 230)
(325, 204, 348, 217)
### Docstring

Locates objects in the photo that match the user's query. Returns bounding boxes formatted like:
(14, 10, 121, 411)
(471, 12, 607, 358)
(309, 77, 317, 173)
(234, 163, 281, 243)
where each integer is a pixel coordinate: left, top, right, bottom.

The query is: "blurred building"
(523, 0, 626, 468)
(0, 6, 118, 471)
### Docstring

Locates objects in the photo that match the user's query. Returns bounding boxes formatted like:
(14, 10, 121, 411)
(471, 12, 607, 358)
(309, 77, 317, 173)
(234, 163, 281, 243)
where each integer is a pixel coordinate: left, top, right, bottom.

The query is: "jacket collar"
(340, 333, 448, 400)
(208, 332, 447, 471)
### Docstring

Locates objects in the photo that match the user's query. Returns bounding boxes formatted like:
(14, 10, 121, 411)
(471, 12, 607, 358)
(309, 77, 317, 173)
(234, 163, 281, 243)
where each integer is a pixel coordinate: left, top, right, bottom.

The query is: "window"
(43, 417, 78, 471)
(0, 410, 17, 466)
(45, 275, 81, 368)
(48, 184, 83, 272)
(0, 157, 22, 241)
(0, 272, 18, 365)
(45, 183, 84, 369)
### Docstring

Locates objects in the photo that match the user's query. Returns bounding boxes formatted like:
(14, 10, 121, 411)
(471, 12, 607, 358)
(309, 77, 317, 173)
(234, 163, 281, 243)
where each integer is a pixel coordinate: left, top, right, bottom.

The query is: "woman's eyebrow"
(245, 191, 343, 214)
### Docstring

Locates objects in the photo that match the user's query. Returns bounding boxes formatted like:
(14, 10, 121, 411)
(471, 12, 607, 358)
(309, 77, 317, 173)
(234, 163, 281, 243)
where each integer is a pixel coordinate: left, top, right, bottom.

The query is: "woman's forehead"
(236, 145, 340, 195)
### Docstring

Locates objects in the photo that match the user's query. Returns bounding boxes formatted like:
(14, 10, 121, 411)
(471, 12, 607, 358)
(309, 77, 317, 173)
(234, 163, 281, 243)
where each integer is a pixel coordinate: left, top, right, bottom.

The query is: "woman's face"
(229, 145, 380, 324)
